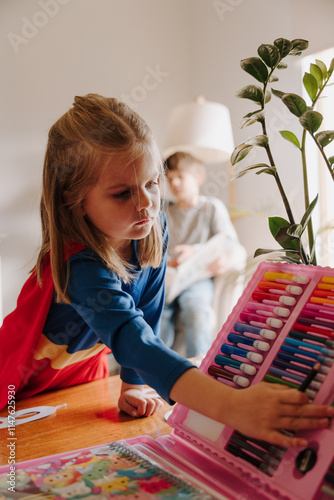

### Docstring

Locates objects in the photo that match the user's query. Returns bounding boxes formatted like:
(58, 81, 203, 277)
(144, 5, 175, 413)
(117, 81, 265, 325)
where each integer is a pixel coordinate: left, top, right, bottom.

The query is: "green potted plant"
(231, 38, 334, 266)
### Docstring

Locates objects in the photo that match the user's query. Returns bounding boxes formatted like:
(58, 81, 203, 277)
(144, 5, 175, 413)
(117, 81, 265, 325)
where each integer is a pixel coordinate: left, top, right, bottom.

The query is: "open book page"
(0, 441, 213, 499)
(165, 232, 246, 304)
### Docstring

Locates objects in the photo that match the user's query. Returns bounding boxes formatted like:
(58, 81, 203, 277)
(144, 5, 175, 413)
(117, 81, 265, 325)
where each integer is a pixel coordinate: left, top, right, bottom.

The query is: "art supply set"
(0, 262, 333, 500)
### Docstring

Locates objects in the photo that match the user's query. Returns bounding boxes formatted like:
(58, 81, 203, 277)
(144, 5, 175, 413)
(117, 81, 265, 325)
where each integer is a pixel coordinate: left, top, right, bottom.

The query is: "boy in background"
(161, 152, 244, 358)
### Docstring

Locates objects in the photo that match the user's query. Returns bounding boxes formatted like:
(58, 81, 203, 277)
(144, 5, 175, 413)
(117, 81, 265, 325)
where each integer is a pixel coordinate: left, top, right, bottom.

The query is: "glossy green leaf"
(255, 167, 276, 176)
(246, 135, 268, 147)
(300, 194, 318, 231)
(290, 39, 309, 54)
(258, 44, 280, 68)
(287, 224, 303, 238)
(269, 75, 279, 83)
(269, 217, 300, 251)
(232, 163, 271, 179)
(236, 85, 264, 105)
(328, 58, 334, 77)
(240, 57, 268, 83)
(310, 63, 323, 87)
(303, 72, 318, 101)
(273, 38, 293, 58)
(299, 110, 323, 133)
(230, 144, 253, 165)
(315, 59, 328, 79)
(281, 93, 307, 117)
(240, 112, 264, 128)
(277, 63, 288, 69)
(279, 130, 301, 149)
(253, 248, 300, 258)
(271, 88, 285, 99)
(315, 130, 334, 148)
(328, 156, 334, 165)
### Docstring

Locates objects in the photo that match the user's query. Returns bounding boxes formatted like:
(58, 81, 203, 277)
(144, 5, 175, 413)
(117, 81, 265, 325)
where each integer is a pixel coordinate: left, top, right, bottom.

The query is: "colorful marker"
(317, 283, 334, 291)
(214, 354, 257, 375)
(289, 330, 334, 348)
(296, 316, 334, 330)
(311, 296, 334, 305)
(273, 358, 311, 376)
(268, 366, 305, 384)
(227, 333, 270, 352)
(301, 309, 334, 323)
(233, 322, 276, 340)
(293, 321, 334, 338)
(313, 290, 334, 299)
(246, 302, 290, 318)
(280, 344, 333, 364)
(208, 364, 250, 387)
(229, 434, 280, 466)
(252, 290, 296, 306)
(285, 337, 334, 356)
(276, 352, 331, 374)
(221, 344, 263, 363)
(257, 281, 303, 295)
(226, 443, 275, 475)
(298, 362, 321, 392)
(263, 271, 309, 284)
(264, 373, 299, 388)
(240, 312, 283, 329)
(322, 276, 334, 284)
(304, 302, 334, 314)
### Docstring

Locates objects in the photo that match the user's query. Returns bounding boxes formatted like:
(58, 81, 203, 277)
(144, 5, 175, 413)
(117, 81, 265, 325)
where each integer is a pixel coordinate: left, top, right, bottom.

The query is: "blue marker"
(268, 366, 305, 384)
(277, 351, 315, 367)
(233, 322, 276, 340)
(273, 359, 310, 375)
(285, 337, 334, 357)
(221, 344, 263, 364)
(280, 344, 333, 364)
(227, 333, 270, 352)
(215, 354, 257, 375)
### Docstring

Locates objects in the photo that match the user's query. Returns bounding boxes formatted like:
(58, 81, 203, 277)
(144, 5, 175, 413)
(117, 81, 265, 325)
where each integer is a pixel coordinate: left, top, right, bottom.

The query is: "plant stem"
(301, 129, 317, 265)
(261, 120, 296, 225)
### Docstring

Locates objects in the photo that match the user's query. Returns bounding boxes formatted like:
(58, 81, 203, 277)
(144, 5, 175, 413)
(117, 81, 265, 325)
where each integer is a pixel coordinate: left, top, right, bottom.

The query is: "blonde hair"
(36, 94, 164, 303)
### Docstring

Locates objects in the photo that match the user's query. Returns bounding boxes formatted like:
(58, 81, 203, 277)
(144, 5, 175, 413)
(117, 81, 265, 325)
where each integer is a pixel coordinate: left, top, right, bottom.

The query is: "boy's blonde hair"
(36, 94, 164, 303)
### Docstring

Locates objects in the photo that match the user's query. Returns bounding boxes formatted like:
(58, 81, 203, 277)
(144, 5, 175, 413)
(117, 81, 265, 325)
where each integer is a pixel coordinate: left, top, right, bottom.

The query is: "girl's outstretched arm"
(170, 368, 334, 447)
(118, 381, 163, 417)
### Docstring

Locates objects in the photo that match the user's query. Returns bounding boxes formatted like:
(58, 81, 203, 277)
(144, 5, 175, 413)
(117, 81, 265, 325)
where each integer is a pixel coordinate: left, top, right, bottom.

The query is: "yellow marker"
(311, 297, 334, 305)
(318, 283, 334, 291)
(264, 271, 309, 284)
(322, 276, 334, 284)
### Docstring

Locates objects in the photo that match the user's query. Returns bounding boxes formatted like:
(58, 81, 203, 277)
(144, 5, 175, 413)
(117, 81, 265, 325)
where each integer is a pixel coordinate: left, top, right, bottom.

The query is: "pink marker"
(246, 302, 290, 318)
(240, 312, 283, 329)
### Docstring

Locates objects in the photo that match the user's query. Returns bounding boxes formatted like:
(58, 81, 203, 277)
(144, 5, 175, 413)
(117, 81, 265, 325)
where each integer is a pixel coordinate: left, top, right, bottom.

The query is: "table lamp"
(163, 96, 234, 164)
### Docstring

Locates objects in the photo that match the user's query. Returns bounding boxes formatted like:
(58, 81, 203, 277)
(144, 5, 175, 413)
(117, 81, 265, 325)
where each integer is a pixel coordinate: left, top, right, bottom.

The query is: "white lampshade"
(163, 97, 234, 164)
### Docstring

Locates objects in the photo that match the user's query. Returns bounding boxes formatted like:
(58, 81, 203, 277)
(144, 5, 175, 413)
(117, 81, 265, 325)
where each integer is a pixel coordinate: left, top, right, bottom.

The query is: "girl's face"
(83, 155, 160, 254)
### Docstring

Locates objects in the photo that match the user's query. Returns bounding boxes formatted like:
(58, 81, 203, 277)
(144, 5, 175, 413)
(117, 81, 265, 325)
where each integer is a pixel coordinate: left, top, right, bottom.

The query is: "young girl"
(1, 94, 333, 447)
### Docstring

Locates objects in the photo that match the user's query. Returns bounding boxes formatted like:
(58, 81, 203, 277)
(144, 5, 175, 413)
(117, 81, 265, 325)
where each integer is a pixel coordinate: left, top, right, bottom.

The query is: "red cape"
(0, 244, 110, 409)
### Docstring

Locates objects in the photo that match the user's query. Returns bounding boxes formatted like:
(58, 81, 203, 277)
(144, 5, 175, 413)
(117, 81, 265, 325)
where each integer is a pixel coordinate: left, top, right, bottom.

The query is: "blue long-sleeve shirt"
(41, 214, 194, 403)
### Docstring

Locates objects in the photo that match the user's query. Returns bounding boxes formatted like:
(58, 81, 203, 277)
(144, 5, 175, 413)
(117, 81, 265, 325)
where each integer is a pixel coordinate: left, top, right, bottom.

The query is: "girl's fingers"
(279, 415, 330, 431)
(282, 402, 334, 418)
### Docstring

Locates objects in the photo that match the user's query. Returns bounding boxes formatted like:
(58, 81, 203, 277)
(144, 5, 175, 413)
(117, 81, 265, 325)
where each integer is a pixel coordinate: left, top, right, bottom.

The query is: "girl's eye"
(147, 180, 159, 189)
(112, 190, 131, 199)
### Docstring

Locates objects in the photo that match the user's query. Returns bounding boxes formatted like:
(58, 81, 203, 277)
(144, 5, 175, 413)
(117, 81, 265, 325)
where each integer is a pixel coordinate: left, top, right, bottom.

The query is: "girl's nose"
(134, 189, 152, 212)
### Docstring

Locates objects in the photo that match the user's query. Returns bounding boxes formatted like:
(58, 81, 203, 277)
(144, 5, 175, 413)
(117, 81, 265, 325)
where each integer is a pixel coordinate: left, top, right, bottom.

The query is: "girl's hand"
(170, 368, 334, 447)
(225, 381, 334, 447)
(118, 383, 163, 418)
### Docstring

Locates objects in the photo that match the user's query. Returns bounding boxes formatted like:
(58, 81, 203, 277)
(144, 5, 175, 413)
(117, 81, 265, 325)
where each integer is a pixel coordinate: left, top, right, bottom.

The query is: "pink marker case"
(159, 261, 334, 500)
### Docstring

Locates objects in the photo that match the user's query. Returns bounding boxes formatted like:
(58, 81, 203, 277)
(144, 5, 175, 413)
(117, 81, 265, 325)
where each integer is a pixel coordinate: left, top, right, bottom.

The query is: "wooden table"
(0, 376, 173, 467)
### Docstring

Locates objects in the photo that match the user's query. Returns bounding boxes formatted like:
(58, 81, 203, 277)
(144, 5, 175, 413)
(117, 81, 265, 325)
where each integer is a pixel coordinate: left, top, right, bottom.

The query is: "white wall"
(1, 0, 334, 318)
